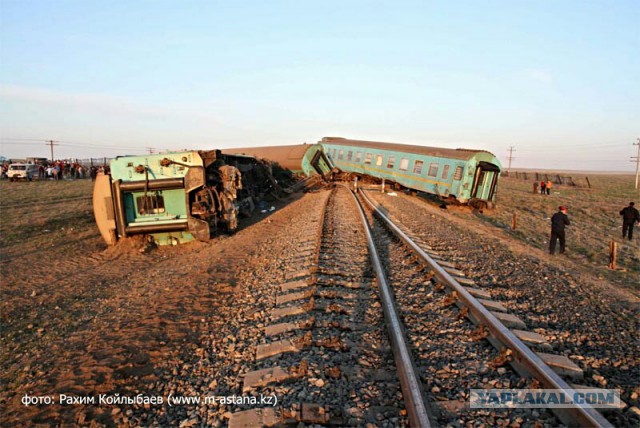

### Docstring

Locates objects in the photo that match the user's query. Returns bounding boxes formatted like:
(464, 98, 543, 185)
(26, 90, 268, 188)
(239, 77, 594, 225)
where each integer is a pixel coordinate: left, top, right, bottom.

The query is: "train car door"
(311, 150, 333, 176)
(471, 162, 499, 200)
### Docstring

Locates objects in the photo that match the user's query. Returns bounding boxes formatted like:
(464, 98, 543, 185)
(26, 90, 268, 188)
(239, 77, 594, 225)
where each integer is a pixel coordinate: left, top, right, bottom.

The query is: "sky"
(0, 0, 638, 171)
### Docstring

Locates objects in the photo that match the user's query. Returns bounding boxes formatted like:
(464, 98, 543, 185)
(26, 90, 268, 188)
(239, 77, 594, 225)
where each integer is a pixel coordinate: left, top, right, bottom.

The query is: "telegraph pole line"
(507, 146, 515, 172)
(45, 140, 59, 162)
(632, 138, 640, 190)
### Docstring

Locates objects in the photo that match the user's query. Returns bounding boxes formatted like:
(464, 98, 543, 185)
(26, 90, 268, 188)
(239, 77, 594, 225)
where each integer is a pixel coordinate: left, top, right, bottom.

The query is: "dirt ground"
(1, 176, 638, 426)
(0, 179, 308, 426)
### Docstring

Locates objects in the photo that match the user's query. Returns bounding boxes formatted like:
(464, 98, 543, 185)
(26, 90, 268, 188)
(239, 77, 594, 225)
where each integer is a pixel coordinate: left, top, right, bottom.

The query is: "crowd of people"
(1, 160, 107, 181)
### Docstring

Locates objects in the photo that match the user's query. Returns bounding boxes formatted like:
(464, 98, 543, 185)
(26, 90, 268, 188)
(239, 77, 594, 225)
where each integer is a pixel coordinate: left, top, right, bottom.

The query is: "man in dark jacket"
(549, 206, 570, 254)
(620, 202, 640, 240)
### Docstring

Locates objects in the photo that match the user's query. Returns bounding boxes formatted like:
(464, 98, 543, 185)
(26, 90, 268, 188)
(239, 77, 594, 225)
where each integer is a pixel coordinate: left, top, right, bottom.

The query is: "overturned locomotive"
(93, 150, 278, 246)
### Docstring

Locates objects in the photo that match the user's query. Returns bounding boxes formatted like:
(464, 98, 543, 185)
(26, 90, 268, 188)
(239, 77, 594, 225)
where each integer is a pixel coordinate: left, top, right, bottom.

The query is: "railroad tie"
(242, 366, 299, 392)
(229, 407, 282, 428)
(279, 279, 312, 292)
(489, 311, 527, 330)
(255, 339, 301, 360)
(536, 352, 584, 380)
(510, 329, 553, 351)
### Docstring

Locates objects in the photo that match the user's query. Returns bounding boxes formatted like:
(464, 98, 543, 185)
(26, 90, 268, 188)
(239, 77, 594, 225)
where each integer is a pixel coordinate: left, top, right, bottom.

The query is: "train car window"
(441, 164, 450, 179)
(453, 165, 464, 180)
(399, 158, 409, 171)
(364, 153, 373, 164)
(355, 151, 362, 162)
(347, 151, 353, 161)
(413, 160, 424, 174)
(338, 149, 344, 160)
(387, 156, 396, 168)
(332, 149, 337, 158)
(428, 163, 439, 177)
(375, 155, 383, 166)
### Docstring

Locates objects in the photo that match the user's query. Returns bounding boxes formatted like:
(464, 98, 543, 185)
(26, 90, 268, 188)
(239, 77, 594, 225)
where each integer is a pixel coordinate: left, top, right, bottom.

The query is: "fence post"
(585, 177, 591, 188)
(608, 240, 617, 270)
(512, 213, 517, 230)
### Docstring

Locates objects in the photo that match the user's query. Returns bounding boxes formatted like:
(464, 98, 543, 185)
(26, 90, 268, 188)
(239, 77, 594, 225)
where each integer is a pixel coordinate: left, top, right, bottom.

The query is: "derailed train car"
(222, 143, 334, 178)
(93, 150, 278, 246)
(321, 137, 502, 208)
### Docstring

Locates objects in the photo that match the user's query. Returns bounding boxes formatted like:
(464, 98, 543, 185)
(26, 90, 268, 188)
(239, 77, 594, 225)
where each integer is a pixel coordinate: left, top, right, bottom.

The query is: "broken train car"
(93, 150, 279, 246)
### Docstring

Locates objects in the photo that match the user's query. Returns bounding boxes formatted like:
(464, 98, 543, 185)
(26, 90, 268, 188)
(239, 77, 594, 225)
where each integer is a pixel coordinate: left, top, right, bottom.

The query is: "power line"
(0, 141, 45, 145)
(0, 140, 152, 151)
(517, 143, 629, 152)
(0, 138, 49, 142)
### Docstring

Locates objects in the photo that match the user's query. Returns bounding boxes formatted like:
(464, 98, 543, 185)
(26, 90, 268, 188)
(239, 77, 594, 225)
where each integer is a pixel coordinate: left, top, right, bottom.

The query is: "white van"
(8, 163, 39, 181)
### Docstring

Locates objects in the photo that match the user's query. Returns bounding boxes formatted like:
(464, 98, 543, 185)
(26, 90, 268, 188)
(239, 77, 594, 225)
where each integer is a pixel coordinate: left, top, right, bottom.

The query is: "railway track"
(358, 187, 617, 427)
(230, 185, 417, 427)
(229, 184, 617, 427)
(364, 187, 638, 426)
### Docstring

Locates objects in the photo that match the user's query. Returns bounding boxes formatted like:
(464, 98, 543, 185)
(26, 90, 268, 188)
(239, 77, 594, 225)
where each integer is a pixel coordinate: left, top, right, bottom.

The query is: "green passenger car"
(321, 137, 501, 207)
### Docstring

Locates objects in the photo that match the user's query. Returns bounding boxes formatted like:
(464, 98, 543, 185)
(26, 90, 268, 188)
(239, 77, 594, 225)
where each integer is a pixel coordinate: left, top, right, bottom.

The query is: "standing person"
(546, 180, 552, 195)
(540, 180, 546, 195)
(549, 206, 570, 254)
(620, 202, 640, 240)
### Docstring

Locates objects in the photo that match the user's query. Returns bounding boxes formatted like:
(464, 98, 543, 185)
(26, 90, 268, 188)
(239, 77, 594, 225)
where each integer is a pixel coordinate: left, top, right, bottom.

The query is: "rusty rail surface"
(359, 189, 613, 428)
(343, 185, 433, 428)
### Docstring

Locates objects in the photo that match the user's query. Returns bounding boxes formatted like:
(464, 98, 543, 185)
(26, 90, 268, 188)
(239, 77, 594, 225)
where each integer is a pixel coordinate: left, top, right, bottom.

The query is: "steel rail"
(359, 189, 613, 428)
(342, 185, 433, 428)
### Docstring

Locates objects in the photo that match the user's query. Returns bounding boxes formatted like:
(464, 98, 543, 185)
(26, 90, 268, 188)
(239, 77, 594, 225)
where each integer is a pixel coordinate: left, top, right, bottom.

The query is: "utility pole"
(146, 147, 156, 154)
(507, 146, 515, 172)
(632, 138, 640, 190)
(45, 140, 59, 162)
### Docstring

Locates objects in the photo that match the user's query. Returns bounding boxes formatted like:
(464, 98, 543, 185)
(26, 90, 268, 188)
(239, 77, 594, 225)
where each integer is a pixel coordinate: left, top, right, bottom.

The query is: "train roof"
(222, 144, 319, 171)
(320, 137, 496, 161)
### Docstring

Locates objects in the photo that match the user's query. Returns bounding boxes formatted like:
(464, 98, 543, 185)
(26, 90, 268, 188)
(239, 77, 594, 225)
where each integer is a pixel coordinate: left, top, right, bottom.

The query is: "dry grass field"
(479, 173, 639, 292)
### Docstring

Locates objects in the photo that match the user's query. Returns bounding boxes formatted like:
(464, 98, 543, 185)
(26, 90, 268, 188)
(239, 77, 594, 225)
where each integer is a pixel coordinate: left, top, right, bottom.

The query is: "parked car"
(8, 163, 39, 181)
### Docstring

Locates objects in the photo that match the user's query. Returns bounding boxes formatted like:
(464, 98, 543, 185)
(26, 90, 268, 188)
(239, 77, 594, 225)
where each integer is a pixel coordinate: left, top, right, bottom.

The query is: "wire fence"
(501, 171, 591, 188)
(76, 158, 114, 168)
